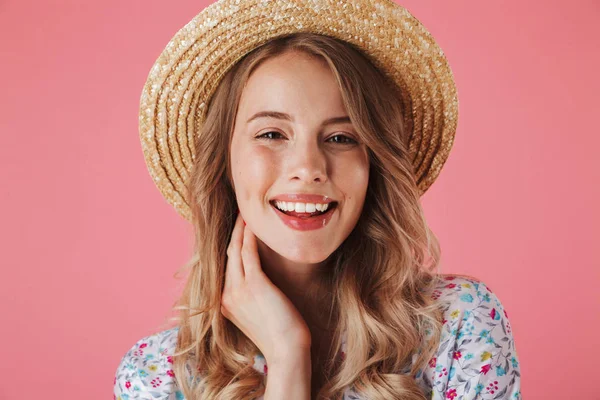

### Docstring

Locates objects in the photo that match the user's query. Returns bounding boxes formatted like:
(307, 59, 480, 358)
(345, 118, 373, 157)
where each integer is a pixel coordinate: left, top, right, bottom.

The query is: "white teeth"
(273, 201, 333, 213)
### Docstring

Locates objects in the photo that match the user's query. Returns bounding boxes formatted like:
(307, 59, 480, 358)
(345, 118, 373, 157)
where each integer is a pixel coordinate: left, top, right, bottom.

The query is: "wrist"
(267, 345, 311, 369)
(264, 350, 311, 400)
(266, 341, 311, 365)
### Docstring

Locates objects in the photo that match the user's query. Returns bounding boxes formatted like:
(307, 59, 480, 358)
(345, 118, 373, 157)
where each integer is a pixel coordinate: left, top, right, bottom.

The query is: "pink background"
(1, 0, 598, 399)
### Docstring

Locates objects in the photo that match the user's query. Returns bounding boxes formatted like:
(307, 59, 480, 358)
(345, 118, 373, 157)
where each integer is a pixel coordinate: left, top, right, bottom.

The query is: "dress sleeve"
(425, 278, 522, 400)
(113, 337, 156, 400)
(113, 329, 180, 400)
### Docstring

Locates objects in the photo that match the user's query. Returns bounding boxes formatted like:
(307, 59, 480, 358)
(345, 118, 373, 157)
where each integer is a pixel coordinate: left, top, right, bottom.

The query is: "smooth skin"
(223, 50, 370, 399)
(223, 213, 312, 399)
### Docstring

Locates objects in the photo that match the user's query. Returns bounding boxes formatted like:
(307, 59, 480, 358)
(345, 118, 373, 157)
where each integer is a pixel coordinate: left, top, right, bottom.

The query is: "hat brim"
(139, 0, 458, 222)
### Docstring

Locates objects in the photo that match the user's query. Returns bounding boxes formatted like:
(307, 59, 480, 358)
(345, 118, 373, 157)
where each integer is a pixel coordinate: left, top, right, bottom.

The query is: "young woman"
(114, 1, 522, 399)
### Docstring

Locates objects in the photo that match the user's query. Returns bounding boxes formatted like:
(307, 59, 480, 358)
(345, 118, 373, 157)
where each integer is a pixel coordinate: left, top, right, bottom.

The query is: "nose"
(287, 135, 328, 184)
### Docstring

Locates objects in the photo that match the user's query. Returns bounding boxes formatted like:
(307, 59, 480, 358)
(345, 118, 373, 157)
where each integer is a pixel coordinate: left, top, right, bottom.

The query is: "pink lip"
(270, 202, 337, 231)
(270, 193, 336, 203)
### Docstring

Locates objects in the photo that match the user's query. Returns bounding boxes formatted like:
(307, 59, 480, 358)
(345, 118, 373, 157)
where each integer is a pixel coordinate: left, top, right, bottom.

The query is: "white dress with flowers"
(113, 275, 522, 400)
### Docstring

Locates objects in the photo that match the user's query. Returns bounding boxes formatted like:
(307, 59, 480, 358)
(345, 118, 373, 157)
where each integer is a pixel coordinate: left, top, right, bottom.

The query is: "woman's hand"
(221, 213, 312, 364)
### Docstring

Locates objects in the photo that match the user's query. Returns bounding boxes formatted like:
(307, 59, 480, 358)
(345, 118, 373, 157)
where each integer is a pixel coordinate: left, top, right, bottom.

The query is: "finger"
(225, 213, 245, 287)
(241, 221, 263, 279)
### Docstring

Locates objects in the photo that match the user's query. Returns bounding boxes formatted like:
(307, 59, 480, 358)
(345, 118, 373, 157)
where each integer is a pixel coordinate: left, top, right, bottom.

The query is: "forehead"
(236, 51, 347, 120)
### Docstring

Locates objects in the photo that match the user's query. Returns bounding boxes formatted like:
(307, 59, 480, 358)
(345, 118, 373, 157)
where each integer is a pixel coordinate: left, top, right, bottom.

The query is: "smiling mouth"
(269, 201, 338, 219)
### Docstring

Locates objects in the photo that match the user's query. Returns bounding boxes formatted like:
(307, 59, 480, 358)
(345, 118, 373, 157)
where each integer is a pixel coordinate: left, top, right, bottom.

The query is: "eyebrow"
(246, 111, 351, 126)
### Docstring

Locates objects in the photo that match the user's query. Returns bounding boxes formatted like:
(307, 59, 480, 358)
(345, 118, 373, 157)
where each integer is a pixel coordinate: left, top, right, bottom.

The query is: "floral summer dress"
(114, 275, 522, 399)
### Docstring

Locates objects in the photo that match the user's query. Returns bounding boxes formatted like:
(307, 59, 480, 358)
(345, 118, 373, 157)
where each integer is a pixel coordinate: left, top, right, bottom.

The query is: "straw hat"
(139, 0, 459, 222)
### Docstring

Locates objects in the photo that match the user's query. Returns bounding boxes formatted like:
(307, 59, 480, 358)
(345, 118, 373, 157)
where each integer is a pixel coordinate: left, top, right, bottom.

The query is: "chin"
(287, 251, 331, 265)
(273, 242, 337, 265)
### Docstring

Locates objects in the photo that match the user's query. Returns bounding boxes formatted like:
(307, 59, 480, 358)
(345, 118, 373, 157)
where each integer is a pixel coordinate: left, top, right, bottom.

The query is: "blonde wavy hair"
(162, 32, 464, 399)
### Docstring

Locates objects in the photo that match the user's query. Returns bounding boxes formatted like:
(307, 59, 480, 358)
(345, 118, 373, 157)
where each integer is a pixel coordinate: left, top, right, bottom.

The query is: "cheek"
(337, 156, 369, 199)
(231, 146, 279, 201)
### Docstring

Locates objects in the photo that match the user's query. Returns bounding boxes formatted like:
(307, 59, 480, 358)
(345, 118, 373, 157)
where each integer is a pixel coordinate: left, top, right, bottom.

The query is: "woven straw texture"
(139, 0, 459, 222)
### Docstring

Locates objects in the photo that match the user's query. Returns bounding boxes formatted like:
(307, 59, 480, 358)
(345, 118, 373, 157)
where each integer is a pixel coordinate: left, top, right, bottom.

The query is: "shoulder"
(113, 327, 182, 400)
(432, 274, 517, 351)
(416, 274, 522, 399)
(432, 274, 505, 315)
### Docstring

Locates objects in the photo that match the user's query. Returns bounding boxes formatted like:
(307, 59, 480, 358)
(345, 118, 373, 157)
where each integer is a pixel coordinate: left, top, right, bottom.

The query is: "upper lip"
(270, 194, 337, 204)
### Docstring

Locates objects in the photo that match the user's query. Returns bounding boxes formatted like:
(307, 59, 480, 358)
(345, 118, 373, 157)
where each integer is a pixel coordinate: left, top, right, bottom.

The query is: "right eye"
(256, 131, 285, 140)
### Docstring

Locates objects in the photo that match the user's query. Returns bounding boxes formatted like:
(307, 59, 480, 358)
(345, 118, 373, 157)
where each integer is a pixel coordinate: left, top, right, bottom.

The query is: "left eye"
(327, 134, 358, 145)
(257, 131, 357, 145)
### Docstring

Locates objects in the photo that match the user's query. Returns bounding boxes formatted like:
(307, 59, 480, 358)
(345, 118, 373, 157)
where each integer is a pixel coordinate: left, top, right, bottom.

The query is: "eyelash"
(256, 131, 358, 145)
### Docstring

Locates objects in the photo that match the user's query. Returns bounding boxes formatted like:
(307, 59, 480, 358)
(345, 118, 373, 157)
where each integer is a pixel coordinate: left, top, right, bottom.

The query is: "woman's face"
(230, 50, 369, 264)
